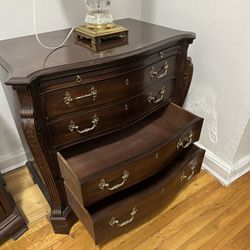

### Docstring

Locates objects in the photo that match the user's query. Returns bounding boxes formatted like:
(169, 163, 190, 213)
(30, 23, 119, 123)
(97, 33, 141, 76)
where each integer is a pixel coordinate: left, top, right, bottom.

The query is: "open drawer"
(58, 103, 203, 207)
(65, 145, 205, 244)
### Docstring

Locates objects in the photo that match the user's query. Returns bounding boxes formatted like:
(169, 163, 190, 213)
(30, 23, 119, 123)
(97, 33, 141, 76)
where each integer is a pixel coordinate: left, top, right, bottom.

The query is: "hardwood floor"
(0, 167, 249, 250)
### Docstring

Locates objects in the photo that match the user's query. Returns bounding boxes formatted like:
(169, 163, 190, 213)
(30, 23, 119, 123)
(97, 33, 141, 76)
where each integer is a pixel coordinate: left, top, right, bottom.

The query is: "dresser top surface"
(0, 18, 195, 85)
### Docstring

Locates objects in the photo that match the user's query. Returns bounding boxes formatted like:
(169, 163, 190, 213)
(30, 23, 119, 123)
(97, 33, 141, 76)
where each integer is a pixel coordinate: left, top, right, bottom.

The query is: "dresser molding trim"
(13, 85, 78, 233)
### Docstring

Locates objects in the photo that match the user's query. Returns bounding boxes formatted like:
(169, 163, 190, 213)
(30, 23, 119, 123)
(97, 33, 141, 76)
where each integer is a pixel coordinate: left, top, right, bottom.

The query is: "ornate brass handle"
(180, 165, 196, 182)
(68, 114, 99, 134)
(177, 130, 193, 150)
(148, 86, 166, 104)
(98, 170, 129, 191)
(64, 86, 97, 106)
(150, 60, 169, 79)
(109, 208, 137, 227)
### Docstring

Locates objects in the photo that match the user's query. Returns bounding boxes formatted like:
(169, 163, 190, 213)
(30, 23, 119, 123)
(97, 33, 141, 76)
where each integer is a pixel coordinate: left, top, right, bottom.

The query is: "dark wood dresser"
(0, 19, 205, 244)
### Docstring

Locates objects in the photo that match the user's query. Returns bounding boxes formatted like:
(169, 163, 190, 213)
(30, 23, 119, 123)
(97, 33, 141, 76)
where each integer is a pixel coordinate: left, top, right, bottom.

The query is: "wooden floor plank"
(159, 173, 250, 249)
(135, 186, 250, 250)
(178, 190, 250, 250)
(13, 185, 49, 224)
(3, 167, 34, 195)
(221, 224, 250, 250)
(2, 221, 83, 250)
(50, 223, 95, 250)
(199, 206, 250, 250)
(133, 233, 166, 250)
(227, 224, 250, 249)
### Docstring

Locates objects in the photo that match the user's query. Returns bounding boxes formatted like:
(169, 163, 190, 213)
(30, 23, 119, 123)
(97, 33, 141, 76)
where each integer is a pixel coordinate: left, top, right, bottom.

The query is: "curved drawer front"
(49, 80, 175, 149)
(58, 103, 203, 207)
(65, 145, 205, 244)
(41, 55, 178, 119)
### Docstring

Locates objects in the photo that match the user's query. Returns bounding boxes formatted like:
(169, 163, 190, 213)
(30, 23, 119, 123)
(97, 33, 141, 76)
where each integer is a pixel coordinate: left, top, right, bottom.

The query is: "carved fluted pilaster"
(174, 51, 194, 107)
(180, 57, 193, 105)
(14, 85, 62, 213)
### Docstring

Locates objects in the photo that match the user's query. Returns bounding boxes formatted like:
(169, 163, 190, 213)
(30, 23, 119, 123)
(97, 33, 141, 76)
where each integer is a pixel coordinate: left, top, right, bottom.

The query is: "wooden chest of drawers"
(0, 18, 204, 243)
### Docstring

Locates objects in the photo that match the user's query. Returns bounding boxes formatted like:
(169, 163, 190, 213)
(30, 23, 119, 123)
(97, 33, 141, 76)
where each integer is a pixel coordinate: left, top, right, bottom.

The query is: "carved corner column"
(180, 57, 193, 105)
(14, 85, 77, 234)
(174, 40, 194, 106)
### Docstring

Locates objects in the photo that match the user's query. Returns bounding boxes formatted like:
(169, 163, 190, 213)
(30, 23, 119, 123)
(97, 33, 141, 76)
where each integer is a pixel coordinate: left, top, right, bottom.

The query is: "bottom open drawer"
(65, 144, 205, 244)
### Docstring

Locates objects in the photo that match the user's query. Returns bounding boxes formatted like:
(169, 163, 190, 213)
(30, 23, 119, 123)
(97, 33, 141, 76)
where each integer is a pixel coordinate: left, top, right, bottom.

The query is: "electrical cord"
(33, 0, 75, 49)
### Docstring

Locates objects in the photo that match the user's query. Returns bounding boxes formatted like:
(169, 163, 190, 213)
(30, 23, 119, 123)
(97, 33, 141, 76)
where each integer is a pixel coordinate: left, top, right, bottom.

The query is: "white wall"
(233, 119, 250, 164)
(0, 0, 142, 40)
(0, 0, 142, 172)
(142, 0, 250, 185)
(0, 68, 28, 173)
(230, 119, 250, 182)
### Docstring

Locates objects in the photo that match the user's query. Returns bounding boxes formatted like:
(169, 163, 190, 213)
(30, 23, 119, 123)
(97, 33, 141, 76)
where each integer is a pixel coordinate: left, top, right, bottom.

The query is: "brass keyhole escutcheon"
(76, 75, 82, 83)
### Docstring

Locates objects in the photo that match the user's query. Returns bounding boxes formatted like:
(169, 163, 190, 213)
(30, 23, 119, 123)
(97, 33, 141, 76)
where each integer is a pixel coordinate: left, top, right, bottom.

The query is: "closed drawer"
(49, 80, 175, 149)
(65, 145, 205, 244)
(41, 54, 178, 119)
(58, 103, 203, 207)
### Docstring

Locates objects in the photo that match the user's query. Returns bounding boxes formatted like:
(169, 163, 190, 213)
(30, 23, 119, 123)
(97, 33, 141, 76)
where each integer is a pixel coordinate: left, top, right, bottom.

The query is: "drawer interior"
(58, 103, 202, 181)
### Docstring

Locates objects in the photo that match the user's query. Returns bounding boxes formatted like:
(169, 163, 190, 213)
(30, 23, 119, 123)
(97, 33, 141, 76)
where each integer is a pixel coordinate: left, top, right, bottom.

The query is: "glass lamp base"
(85, 11, 113, 29)
(84, 0, 113, 30)
(74, 0, 129, 50)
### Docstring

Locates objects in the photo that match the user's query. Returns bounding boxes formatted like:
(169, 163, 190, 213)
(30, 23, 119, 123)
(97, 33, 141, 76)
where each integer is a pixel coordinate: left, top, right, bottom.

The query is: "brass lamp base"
(74, 23, 129, 51)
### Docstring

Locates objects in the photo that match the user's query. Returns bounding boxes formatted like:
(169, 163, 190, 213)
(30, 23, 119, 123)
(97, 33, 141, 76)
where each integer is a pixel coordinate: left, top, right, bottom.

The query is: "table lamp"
(74, 0, 128, 45)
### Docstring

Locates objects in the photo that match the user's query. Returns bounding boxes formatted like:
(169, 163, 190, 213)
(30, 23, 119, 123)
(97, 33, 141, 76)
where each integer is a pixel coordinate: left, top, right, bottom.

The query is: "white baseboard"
(0, 151, 32, 174)
(230, 156, 250, 183)
(196, 143, 250, 186)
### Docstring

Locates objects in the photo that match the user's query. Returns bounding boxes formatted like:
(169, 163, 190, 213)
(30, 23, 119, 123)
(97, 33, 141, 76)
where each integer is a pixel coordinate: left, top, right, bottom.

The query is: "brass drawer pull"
(64, 86, 97, 106)
(148, 86, 166, 104)
(68, 114, 99, 134)
(180, 165, 196, 181)
(177, 130, 193, 149)
(99, 170, 129, 191)
(150, 60, 169, 79)
(109, 208, 137, 227)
